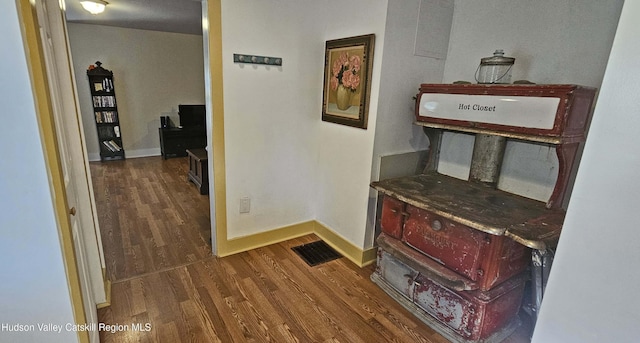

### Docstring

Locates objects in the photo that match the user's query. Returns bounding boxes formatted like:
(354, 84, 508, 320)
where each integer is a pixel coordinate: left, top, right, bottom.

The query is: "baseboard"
(313, 221, 378, 267)
(87, 148, 161, 162)
(96, 268, 111, 309)
(124, 148, 161, 159)
(218, 220, 377, 268)
(218, 221, 315, 257)
(88, 152, 100, 162)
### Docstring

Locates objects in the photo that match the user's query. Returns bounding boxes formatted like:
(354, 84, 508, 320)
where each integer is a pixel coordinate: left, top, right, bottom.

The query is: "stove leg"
(530, 248, 555, 324)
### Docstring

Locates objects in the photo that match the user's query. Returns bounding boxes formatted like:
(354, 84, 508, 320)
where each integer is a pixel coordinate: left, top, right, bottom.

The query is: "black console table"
(187, 148, 209, 195)
(159, 127, 206, 159)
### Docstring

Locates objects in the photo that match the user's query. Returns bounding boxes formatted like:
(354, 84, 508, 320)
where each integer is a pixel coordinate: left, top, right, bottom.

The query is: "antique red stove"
(371, 84, 596, 343)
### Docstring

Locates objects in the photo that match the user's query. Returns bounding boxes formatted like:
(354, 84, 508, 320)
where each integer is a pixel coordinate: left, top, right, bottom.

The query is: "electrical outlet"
(239, 197, 251, 214)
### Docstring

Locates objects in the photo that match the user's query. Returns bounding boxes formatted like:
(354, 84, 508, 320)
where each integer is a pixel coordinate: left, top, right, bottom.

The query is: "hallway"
(91, 157, 212, 282)
(91, 157, 528, 342)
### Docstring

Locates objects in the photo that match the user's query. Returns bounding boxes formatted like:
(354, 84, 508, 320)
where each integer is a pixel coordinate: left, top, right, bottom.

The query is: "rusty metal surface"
(378, 234, 478, 291)
(380, 196, 405, 239)
(372, 172, 565, 249)
(371, 272, 522, 343)
(546, 141, 581, 210)
(400, 204, 530, 291)
(469, 134, 506, 185)
(375, 248, 417, 299)
(414, 121, 563, 144)
(422, 127, 443, 173)
(413, 271, 525, 341)
(374, 248, 525, 342)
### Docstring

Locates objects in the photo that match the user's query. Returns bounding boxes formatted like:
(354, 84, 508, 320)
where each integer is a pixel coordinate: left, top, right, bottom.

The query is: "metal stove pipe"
(469, 134, 506, 186)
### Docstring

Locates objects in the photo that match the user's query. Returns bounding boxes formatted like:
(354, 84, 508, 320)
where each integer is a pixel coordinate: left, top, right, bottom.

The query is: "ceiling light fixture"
(80, 0, 108, 15)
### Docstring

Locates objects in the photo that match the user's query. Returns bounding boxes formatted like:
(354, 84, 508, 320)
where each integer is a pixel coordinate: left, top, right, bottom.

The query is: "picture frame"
(322, 34, 375, 129)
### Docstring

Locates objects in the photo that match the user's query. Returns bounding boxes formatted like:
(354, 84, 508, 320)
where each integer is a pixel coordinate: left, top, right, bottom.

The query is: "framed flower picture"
(322, 34, 375, 129)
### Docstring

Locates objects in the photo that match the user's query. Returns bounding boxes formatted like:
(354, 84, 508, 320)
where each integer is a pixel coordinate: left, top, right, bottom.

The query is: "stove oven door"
(376, 249, 418, 300)
(402, 205, 488, 284)
(402, 204, 530, 291)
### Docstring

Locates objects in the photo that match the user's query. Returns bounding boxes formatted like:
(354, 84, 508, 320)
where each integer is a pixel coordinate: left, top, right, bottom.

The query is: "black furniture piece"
(159, 127, 206, 159)
(178, 104, 206, 127)
(87, 61, 125, 161)
(186, 148, 209, 195)
(159, 104, 206, 159)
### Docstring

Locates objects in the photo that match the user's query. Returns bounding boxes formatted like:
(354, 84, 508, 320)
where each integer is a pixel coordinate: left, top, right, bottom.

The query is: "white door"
(35, 1, 104, 342)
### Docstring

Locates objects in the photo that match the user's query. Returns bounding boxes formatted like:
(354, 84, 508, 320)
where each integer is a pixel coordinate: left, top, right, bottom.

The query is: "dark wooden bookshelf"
(87, 61, 125, 161)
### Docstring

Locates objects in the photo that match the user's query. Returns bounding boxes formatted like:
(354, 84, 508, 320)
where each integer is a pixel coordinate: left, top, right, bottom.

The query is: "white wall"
(314, 0, 388, 246)
(67, 23, 205, 159)
(0, 2, 78, 342)
(439, 0, 623, 202)
(366, 0, 451, 247)
(444, 0, 622, 86)
(221, 0, 323, 238)
(221, 0, 389, 247)
(532, 2, 640, 341)
(372, 0, 448, 169)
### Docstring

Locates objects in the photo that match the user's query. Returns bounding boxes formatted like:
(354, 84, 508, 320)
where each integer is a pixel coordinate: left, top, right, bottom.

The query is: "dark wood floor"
(91, 156, 531, 342)
(91, 157, 212, 282)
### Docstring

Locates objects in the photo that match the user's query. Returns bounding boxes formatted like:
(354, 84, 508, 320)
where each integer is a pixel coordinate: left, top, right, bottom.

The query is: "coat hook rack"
(233, 53, 282, 66)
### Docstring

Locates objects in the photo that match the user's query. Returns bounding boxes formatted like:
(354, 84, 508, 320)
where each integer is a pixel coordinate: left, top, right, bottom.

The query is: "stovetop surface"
(372, 172, 564, 250)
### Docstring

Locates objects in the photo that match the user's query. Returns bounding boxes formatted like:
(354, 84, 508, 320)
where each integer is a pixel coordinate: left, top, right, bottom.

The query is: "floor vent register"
(292, 240, 342, 266)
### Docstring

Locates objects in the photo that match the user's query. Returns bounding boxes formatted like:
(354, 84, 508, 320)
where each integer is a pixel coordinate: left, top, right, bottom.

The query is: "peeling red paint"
(386, 200, 530, 291)
(377, 249, 525, 341)
(380, 196, 405, 239)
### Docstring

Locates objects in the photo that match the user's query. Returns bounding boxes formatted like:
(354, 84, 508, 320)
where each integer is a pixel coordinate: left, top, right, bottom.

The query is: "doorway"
(62, 0, 217, 283)
(89, 156, 212, 281)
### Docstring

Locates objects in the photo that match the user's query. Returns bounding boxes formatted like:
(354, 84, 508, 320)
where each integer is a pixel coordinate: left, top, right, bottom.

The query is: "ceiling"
(64, 0, 203, 35)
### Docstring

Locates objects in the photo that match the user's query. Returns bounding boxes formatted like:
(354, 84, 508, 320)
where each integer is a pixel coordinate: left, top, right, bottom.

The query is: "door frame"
(18, 1, 228, 339)
(16, 0, 90, 342)
(37, 0, 109, 307)
(203, 0, 225, 256)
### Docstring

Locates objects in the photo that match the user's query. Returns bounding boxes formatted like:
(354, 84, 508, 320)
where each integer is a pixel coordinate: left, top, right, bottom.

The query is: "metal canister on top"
(475, 49, 515, 84)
